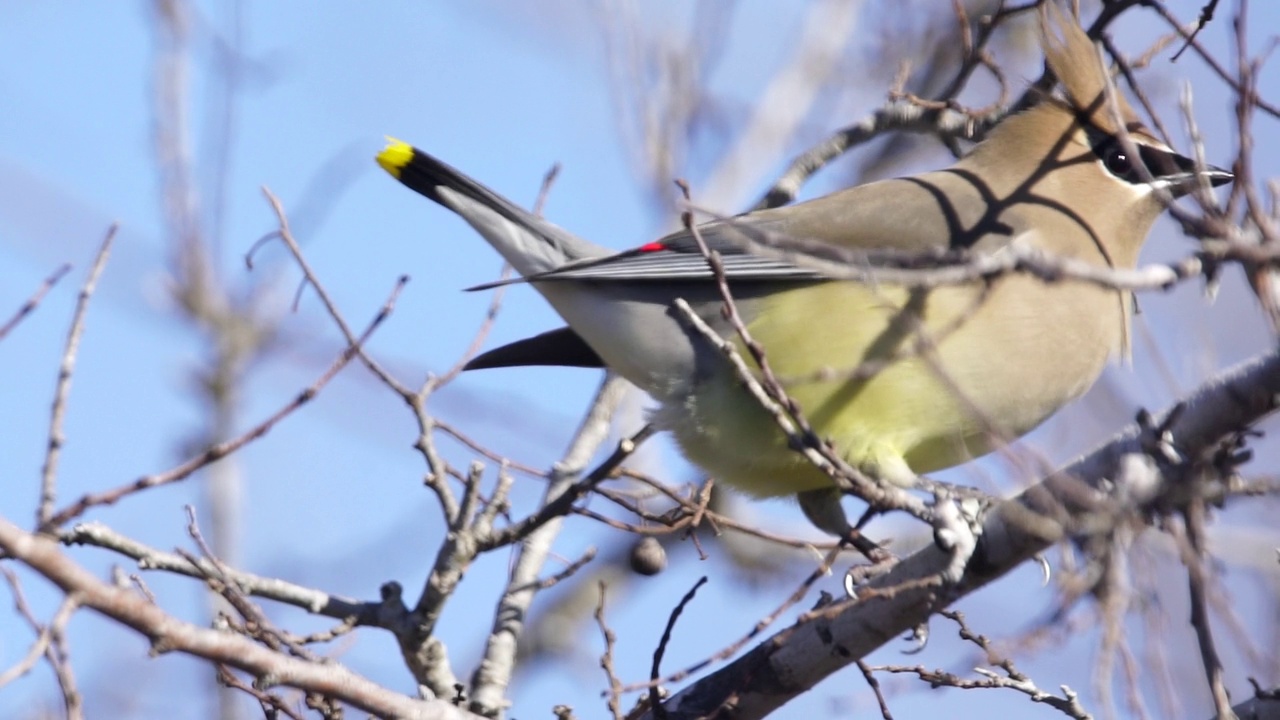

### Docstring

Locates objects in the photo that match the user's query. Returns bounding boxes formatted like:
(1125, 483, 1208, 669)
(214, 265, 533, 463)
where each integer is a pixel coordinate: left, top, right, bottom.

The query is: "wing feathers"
(464, 327, 605, 370)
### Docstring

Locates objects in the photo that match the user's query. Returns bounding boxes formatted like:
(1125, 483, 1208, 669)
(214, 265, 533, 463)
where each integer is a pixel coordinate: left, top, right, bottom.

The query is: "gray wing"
(466, 225, 827, 291)
(465, 171, 1019, 291)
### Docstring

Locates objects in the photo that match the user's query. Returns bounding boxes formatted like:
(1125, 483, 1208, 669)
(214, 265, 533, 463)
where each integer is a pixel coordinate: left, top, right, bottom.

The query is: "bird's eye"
(1102, 145, 1136, 179)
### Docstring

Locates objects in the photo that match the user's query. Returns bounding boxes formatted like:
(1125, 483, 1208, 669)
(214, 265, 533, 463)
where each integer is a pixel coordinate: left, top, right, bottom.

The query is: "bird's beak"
(1200, 164, 1234, 188)
(1164, 153, 1233, 197)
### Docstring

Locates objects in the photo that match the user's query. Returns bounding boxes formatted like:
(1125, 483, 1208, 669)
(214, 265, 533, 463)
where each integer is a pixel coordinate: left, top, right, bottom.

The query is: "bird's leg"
(852, 504, 882, 531)
(797, 487, 889, 561)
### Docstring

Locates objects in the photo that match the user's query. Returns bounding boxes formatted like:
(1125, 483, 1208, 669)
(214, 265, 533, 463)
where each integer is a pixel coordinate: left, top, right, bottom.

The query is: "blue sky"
(2, 2, 1278, 718)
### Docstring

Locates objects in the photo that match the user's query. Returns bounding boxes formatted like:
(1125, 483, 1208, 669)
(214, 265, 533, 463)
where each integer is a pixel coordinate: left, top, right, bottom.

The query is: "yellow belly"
(662, 275, 1121, 497)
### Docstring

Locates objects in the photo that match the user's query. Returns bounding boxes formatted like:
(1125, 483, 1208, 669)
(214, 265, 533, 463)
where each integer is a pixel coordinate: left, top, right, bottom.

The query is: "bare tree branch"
(0, 517, 481, 720)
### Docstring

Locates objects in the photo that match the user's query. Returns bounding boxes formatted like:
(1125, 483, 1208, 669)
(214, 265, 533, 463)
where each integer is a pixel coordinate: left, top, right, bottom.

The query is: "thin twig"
(62, 521, 383, 622)
(45, 275, 405, 527)
(37, 225, 118, 529)
(1172, 0, 1220, 61)
(595, 582, 625, 720)
(857, 659, 894, 720)
(218, 664, 306, 720)
(0, 263, 72, 342)
(252, 186, 416, 398)
(1179, 501, 1237, 719)
(481, 421, 657, 550)
(649, 575, 708, 717)
(620, 542, 846, 694)
(506, 547, 599, 594)
(1146, 2, 1279, 119)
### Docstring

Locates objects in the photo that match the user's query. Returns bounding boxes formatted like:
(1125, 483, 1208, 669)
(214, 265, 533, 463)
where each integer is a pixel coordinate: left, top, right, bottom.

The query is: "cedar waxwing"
(376, 5, 1231, 538)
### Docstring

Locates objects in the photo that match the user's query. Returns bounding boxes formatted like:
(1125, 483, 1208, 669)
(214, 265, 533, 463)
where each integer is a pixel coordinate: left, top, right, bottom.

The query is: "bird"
(376, 4, 1231, 540)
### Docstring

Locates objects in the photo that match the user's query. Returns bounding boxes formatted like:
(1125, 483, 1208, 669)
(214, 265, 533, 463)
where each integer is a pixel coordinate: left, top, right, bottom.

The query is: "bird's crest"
(1040, 2, 1142, 134)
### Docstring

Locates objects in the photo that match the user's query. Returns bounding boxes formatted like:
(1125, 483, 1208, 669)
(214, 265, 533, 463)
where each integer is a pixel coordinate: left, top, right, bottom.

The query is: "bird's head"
(965, 3, 1231, 266)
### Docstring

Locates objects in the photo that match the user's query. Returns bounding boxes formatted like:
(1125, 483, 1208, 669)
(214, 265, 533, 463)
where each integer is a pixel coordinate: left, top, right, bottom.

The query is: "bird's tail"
(377, 139, 610, 277)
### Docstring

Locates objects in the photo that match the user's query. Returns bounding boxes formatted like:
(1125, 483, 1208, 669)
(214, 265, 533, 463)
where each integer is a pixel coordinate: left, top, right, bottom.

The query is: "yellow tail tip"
(376, 137, 414, 178)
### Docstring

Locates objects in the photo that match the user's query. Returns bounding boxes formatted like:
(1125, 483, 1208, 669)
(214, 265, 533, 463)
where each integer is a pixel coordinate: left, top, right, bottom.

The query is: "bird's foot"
(913, 475, 990, 503)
